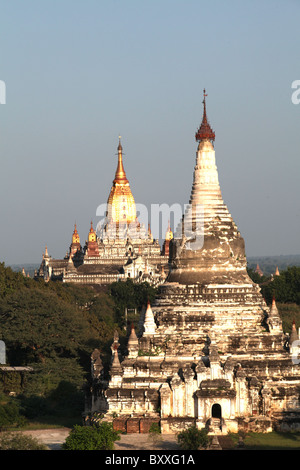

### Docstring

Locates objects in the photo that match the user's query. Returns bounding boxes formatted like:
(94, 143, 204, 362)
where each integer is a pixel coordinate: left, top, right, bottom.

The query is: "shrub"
(148, 422, 162, 448)
(0, 432, 47, 450)
(177, 426, 210, 450)
(149, 422, 161, 435)
(62, 422, 121, 450)
(0, 394, 26, 430)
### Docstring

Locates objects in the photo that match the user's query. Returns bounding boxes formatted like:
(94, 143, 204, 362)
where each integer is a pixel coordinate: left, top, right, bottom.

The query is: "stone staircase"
(209, 417, 223, 434)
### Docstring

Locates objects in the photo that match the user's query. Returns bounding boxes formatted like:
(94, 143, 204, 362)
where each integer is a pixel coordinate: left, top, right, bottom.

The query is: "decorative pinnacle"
(195, 89, 215, 142)
(118, 135, 122, 151)
(114, 136, 128, 183)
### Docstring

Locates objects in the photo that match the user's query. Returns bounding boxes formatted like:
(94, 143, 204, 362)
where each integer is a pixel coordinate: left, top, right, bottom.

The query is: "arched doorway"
(211, 403, 222, 419)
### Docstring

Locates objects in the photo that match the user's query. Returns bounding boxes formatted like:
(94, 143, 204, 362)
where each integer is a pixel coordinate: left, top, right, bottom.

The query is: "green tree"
(0, 263, 121, 424)
(0, 263, 29, 299)
(89, 292, 118, 327)
(0, 288, 94, 365)
(274, 303, 300, 335)
(63, 422, 120, 450)
(177, 426, 210, 450)
(0, 393, 26, 430)
(20, 377, 84, 425)
(261, 266, 300, 305)
(109, 279, 157, 326)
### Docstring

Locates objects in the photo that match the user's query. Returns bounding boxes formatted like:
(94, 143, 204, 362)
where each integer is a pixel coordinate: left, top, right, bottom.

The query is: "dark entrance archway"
(211, 403, 222, 419)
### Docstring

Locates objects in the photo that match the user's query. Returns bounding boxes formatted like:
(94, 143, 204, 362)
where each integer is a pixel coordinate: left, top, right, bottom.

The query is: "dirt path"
(20, 428, 72, 450)
(19, 429, 234, 450)
(19, 428, 180, 450)
(114, 433, 180, 451)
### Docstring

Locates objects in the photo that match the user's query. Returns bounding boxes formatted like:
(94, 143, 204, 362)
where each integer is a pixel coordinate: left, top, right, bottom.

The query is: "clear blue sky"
(0, 0, 299, 264)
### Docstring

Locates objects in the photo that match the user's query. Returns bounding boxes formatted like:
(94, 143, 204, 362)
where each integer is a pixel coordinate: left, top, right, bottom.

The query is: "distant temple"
(35, 138, 170, 286)
(255, 263, 263, 276)
(86, 91, 300, 435)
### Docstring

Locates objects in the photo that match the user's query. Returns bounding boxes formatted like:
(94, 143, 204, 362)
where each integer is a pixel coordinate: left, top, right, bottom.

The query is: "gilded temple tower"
(69, 223, 82, 256)
(37, 137, 168, 285)
(106, 137, 137, 229)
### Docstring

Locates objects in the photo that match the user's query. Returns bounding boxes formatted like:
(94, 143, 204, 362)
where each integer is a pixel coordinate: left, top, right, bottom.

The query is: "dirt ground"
(18, 428, 182, 450)
(20, 428, 181, 450)
(114, 433, 180, 451)
(20, 428, 72, 450)
(19, 428, 233, 450)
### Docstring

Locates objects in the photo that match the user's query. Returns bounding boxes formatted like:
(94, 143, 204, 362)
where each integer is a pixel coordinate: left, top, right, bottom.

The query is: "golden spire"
(106, 137, 136, 225)
(165, 220, 173, 241)
(114, 136, 128, 184)
(72, 223, 80, 244)
(88, 220, 97, 242)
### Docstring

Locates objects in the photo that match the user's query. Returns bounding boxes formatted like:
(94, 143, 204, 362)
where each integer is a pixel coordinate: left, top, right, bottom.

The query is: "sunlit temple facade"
(35, 138, 171, 286)
(86, 91, 300, 435)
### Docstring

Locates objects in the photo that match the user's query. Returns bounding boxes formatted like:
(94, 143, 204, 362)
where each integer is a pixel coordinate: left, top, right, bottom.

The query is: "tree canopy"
(260, 266, 300, 305)
(0, 263, 157, 405)
(248, 265, 300, 334)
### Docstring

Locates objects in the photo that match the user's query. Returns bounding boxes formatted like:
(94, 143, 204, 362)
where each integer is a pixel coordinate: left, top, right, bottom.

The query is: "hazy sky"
(1, 0, 299, 265)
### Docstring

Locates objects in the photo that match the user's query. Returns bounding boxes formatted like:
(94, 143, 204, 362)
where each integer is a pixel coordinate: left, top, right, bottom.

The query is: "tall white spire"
(174, 90, 235, 244)
(168, 90, 248, 285)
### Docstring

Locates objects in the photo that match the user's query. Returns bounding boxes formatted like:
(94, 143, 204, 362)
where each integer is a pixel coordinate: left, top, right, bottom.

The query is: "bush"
(149, 422, 161, 435)
(148, 422, 162, 448)
(177, 426, 210, 450)
(0, 394, 26, 430)
(0, 432, 47, 450)
(63, 422, 121, 450)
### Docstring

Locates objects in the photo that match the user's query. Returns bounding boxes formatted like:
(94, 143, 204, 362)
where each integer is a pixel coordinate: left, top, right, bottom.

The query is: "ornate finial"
(118, 135, 122, 151)
(195, 88, 215, 143)
(165, 220, 173, 241)
(72, 222, 80, 245)
(114, 136, 128, 183)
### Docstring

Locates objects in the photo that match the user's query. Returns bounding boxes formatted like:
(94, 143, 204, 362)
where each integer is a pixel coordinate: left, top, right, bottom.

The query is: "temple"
(35, 138, 169, 286)
(86, 91, 300, 435)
